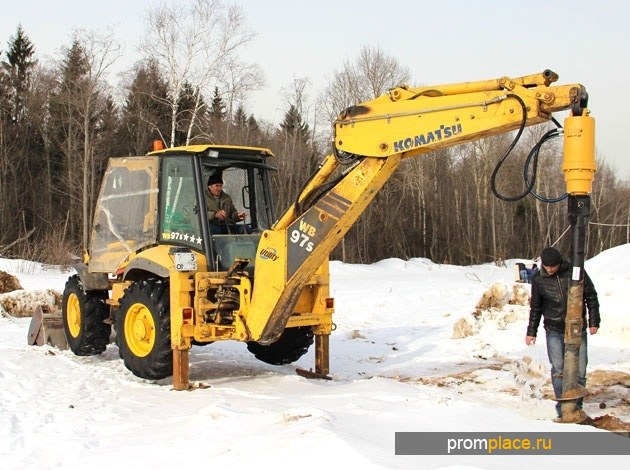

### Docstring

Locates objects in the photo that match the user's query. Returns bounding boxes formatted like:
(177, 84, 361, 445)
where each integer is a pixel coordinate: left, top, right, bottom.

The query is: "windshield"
(89, 157, 159, 272)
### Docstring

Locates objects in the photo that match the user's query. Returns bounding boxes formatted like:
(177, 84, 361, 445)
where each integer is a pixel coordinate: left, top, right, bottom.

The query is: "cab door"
(159, 155, 204, 252)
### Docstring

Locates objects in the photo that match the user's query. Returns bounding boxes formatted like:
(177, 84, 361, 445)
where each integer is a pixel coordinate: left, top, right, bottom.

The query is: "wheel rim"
(66, 293, 81, 338)
(124, 302, 156, 357)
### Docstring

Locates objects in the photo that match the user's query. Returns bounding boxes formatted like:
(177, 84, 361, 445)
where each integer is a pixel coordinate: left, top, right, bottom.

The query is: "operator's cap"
(541, 247, 563, 266)
(207, 174, 223, 186)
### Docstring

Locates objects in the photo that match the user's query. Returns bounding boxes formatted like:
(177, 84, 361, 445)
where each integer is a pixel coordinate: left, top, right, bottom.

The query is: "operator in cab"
(205, 173, 246, 234)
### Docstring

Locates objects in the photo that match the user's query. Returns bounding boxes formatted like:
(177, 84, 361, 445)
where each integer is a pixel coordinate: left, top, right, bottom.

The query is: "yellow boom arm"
(248, 70, 595, 343)
(333, 69, 586, 158)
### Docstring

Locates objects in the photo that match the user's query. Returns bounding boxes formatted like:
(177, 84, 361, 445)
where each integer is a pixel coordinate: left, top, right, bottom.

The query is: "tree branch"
(0, 227, 36, 255)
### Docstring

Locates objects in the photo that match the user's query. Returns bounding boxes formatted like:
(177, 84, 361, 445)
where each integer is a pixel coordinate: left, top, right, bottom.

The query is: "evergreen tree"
(247, 115, 259, 135)
(233, 104, 247, 128)
(0, 25, 42, 252)
(208, 86, 226, 122)
(5, 24, 37, 124)
(0, 52, 9, 119)
(119, 60, 171, 154)
(49, 38, 89, 162)
(60, 39, 90, 90)
(245, 114, 262, 146)
(94, 95, 121, 160)
(46, 38, 91, 245)
(206, 86, 227, 142)
(230, 105, 259, 145)
(279, 104, 310, 145)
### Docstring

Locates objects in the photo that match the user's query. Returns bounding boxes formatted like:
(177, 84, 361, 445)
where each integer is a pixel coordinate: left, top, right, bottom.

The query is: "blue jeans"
(545, 329, 588, 417)
(520, 269, 529, 283)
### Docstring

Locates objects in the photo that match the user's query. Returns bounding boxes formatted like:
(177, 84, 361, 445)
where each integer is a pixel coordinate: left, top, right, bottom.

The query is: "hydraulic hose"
(490, 94, 566, 204)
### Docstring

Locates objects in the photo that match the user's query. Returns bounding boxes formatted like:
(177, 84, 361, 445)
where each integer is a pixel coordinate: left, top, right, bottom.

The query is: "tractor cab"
(88, 145, 276, 276)
(155, 144, 276, 275)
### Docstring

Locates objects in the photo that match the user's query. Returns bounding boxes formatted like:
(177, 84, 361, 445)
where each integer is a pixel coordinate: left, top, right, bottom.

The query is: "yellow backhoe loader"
(30, 71, 595, 423)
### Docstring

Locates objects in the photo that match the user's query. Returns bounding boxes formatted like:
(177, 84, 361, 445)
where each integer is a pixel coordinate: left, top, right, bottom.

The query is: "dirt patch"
(587, 369, 630, 389)
(0, 271, 22, 293)
(581, 369, 630, 434)
(394, 359, 513, 390)
(589, 414, 630, 435)
(391, 363, 630, 434)
(583, 370, 630, 411)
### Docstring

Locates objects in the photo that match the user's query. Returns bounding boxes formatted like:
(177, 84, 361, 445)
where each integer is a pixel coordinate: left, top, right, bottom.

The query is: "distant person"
(205, 174, 246, 234)
(526, 263, 539, 283)
(516, 262, 528, 283)
(525, 246, 600, 419)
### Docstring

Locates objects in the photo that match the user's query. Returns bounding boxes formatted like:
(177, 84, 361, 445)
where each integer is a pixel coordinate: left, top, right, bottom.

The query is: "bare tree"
(78, 30, 121, 248)
(49, 29, 122, 249)
(219, 58, 264, 143)
(269, 77, 316, 217)
(321, 44, 410, 122)
(141, 0, 256, 146)
(28, 66, 57, 228)
(319, 45, 410, 261)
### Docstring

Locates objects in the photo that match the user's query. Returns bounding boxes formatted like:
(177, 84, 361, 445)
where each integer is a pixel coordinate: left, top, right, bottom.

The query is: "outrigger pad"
(296, 368, 332, 381)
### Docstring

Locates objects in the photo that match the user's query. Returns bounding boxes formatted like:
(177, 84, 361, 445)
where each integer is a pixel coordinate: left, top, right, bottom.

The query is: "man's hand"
(525, 335, 536, 345)
(237, 212, 246, 220)
(215, 209, 227, 220)
(589, 327, 599, 335)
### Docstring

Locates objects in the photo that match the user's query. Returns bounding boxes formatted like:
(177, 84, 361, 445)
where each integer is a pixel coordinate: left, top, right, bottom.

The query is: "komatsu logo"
(393, 123, 462, 152)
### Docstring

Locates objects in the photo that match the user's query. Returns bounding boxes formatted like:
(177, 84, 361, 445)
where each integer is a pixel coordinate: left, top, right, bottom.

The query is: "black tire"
(246, 326, 314, 365)
(116, 279, 172, 380)
(62, 275, 111, 356)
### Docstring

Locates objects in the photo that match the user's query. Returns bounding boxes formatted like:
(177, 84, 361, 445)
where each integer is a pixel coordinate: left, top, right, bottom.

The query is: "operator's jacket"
(526, 261, 600, 337)
(204, 189, 240, 225)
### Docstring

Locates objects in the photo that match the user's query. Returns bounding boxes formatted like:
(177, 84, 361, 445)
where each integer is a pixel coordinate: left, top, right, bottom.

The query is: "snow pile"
(0, 288, 61, 317)
(585, 244, 630, 346)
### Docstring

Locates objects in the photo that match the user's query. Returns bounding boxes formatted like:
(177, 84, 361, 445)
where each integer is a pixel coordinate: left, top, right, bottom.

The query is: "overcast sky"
(2, 0, 629, 179)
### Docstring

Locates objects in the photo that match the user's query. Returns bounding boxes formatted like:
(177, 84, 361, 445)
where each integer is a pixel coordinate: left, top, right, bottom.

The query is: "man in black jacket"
(525, 246, 601, 418)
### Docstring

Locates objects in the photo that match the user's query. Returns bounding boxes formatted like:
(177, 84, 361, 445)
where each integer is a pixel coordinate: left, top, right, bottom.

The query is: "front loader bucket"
(27, 304, 68, 350)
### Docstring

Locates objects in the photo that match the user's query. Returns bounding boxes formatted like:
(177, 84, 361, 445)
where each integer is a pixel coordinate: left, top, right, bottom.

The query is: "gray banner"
(395, 432, 630, 455)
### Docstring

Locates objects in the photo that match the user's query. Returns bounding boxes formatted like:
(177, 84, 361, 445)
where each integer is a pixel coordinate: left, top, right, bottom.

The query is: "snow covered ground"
(1, 245, 629, 469)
